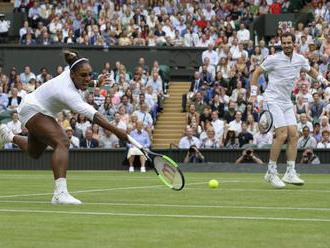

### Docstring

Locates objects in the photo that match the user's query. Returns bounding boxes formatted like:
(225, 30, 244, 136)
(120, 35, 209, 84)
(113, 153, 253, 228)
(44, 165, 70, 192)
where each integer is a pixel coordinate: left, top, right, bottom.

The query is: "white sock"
(54, 178, 68, 193)
(287, 160, 295, 171)
(268, 160, 277, 172)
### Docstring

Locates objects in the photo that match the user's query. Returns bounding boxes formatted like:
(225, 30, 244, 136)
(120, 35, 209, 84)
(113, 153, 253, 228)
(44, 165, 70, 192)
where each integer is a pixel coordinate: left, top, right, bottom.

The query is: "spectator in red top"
(196, 15, 208, 29)
(270, 0, 282, 14)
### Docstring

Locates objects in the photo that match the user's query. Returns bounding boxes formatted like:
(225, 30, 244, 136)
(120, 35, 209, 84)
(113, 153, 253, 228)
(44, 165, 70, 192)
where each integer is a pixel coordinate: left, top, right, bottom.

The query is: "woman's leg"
(25, 113, 70, 179)
(13, 133, 47, 159)
(24, 113, 80, 204)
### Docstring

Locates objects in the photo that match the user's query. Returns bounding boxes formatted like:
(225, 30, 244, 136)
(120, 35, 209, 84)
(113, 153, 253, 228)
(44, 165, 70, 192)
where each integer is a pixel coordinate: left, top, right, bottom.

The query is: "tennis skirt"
(17, 101, 54, 127)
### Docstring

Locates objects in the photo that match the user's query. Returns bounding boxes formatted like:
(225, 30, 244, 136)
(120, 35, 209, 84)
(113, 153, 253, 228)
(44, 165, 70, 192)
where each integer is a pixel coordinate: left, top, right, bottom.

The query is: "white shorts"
(264, 102, 297, 129)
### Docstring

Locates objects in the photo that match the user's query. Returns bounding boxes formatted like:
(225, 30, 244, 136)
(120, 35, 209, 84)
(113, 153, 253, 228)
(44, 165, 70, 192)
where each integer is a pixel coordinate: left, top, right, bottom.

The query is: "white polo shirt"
(261, 51, 310, 105)
(237, 29, 250, 42)
(202, 50, 219, 66)
(178, 136, 201, 149)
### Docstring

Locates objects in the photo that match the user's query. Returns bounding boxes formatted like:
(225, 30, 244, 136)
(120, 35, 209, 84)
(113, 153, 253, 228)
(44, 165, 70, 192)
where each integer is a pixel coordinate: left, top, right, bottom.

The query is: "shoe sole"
(51, 201, 82, 205)
(264, 178, 286, 189)
(269, 183, 286, 189)
(282, 181, 304, 186)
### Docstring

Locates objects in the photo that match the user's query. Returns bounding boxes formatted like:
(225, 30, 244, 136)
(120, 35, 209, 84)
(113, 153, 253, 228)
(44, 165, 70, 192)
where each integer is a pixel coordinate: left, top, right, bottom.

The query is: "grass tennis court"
(0, 170, 329, 248)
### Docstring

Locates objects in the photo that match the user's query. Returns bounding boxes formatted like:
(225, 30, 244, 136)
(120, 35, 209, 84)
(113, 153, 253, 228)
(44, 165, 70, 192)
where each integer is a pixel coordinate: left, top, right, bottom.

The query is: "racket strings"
(154, 157, 184, 189)
(259, 111, 273, 133)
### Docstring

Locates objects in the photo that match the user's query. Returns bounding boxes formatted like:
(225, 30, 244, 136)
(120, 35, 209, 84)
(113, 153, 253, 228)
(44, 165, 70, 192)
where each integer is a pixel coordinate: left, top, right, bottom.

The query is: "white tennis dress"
(17, 69, 97, 126)
(260, 51, 310, 128)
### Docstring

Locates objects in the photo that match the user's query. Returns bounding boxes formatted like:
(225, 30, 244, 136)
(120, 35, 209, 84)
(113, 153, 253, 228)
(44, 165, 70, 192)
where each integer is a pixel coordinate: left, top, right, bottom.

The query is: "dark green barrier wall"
(0, 149, 328, 170)
(0, 45, 204, 79)
(254, 13, 314, 38)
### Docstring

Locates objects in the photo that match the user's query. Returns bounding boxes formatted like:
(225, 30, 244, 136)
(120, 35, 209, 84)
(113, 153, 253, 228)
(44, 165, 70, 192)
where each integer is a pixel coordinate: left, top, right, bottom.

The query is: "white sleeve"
(62, 92, 97, 121)
(194, 137, 201, 148)
(178, 138, 186, 149)
(202, 51, 206, 62)
(260, 56, 274, 72)
(301, 56, 311, 71)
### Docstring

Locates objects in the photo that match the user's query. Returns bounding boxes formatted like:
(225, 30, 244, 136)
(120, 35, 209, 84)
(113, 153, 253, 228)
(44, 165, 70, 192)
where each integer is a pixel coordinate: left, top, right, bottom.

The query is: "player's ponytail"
(63, 50, 89, 71)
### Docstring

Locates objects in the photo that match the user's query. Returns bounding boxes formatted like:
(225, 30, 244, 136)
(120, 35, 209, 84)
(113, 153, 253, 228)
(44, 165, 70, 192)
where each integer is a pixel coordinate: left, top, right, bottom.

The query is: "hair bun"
(63, 49, 79, 67)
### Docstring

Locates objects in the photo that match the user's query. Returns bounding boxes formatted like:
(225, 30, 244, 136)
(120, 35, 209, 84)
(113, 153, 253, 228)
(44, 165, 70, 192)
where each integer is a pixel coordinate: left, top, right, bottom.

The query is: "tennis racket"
(258, 110, 273, 134)
(127, 135, 185, 191)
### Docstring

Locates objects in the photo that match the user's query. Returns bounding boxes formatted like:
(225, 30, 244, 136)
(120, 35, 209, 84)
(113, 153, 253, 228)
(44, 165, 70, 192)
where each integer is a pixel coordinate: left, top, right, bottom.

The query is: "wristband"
(250, 85, 258, 96)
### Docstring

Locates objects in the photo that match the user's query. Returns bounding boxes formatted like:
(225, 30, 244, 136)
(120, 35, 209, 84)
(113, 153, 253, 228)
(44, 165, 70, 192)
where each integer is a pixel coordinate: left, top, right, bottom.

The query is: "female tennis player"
(0, 50, 128, 204)
(250, 32, 329, 188)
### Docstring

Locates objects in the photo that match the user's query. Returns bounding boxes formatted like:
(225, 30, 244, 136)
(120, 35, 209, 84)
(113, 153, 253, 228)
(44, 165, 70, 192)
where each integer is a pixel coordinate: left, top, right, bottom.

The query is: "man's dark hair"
(281, 32, 295, 43)
(303, 126, 310, 132)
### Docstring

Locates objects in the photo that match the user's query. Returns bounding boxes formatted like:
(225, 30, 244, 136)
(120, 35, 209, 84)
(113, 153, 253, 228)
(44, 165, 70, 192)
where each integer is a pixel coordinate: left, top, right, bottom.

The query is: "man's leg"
(128, 154, 135, 172)
(264, 126, 288, 188)
(139, 155, 146, 173)
(286, 125, 298, 162)
(264, 103, 288, 188)
(282, 125, 304, 185)
(269, 127, 288, 166)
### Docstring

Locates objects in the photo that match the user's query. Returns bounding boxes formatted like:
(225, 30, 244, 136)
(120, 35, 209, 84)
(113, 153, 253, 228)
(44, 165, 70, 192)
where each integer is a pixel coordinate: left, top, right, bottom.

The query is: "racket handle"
(127, 134, 143, 149)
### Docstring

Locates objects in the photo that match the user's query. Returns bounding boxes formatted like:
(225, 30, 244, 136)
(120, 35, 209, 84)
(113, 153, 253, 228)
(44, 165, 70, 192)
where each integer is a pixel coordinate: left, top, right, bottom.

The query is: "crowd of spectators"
(15, 0, 298, 46)
(177, 0, 330, 155)
(2, 0, 330, 159)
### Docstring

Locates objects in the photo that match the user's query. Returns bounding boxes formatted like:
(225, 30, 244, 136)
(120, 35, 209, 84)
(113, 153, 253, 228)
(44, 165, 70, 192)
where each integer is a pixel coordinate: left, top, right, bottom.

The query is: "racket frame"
(259, 110, 273, 134)
(142, 150, 185, 191)
(127, 135, 185, 190)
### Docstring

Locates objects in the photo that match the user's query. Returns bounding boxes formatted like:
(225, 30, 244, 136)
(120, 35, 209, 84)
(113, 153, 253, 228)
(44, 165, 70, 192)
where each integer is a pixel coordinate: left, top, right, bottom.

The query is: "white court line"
(1, 174, 330, 185)
(0, 182, 329, 199)
(0, 175, 160, 180)
(1, 200, 330, 212)
(1, 174, 330, 183)
(0, 185, 163, 199)
(0, 182, 205, 199)
(0, 208, 329, 222)
(185, 188, 330, 193)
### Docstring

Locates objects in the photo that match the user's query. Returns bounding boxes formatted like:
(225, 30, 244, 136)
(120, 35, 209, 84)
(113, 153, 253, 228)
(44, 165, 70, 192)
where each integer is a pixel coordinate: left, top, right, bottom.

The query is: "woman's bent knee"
(29, 150, 44, 159)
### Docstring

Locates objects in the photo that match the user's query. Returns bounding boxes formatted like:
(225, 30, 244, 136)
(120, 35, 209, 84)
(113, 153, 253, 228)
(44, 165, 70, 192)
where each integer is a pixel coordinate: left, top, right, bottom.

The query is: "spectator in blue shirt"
(127, 121, 151, 173)
(19, 66, 36, 84)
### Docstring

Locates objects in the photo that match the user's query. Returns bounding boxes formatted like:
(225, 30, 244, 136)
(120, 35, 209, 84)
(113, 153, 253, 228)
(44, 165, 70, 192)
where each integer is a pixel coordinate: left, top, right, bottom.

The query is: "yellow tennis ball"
(208, 179, 219, 189)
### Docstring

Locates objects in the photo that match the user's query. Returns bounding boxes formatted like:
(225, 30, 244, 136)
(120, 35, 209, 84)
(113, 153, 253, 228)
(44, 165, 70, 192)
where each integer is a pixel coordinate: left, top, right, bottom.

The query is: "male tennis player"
(0, 50, 128, 204)
(250, 32, 328, 188)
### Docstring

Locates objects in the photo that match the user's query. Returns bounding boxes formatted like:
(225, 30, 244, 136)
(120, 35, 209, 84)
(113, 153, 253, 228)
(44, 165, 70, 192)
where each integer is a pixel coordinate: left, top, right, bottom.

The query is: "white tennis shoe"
(129, 166, 134, 173)
(282, 168, 304, 185)
(0, 124, 14, 143)
(140, 166, 146, 173)
(51, 191, 82, 205)
(264, 171, 286, 189)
